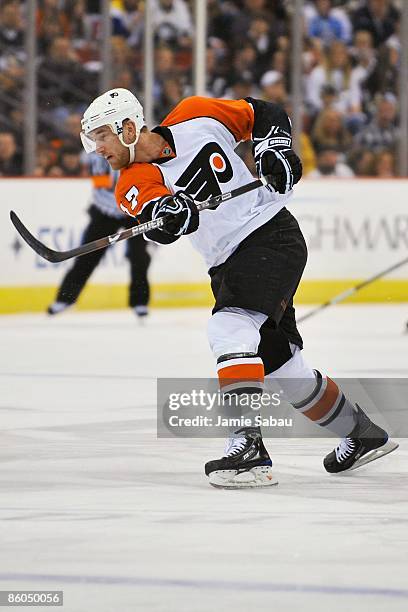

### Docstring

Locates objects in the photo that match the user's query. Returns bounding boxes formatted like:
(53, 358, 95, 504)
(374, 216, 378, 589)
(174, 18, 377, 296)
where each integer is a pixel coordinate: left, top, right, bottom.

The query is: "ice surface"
(0, 305, 407, 612)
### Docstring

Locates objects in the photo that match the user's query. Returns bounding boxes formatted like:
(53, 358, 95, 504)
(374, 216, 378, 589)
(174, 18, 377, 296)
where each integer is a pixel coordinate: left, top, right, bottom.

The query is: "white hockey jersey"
(115, 97, 292, 269)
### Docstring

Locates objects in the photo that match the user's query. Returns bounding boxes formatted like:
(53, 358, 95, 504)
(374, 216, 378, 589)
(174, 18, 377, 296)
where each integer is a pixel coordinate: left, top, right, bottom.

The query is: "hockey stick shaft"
(298, 255, 408, 323)
(10, 176, 271, 264)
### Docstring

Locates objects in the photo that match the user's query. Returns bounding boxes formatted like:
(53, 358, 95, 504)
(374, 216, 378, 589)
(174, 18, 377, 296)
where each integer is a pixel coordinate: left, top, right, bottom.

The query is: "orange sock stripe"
(218, 363, 265, 383)
(302, 377, 340, 421)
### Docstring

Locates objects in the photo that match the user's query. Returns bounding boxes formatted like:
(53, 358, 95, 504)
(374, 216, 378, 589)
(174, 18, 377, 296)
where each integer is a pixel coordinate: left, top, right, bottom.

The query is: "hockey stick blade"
(10, 210, 69, 263)
(9, 175, 273, 264)
(9, 209, 145, 263)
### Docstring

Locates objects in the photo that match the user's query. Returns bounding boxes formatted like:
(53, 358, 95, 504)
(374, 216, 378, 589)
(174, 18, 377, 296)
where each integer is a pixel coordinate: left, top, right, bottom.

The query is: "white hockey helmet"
(80, 88, 145, 162)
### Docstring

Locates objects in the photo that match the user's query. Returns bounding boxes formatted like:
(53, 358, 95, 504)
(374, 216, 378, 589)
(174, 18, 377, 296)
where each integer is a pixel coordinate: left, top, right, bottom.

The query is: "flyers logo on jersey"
(175, 142, 233, 201)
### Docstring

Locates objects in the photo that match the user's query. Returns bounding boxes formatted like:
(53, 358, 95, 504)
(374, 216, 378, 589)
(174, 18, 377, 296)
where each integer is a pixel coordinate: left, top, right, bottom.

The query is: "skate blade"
(209, 466, 278, 489)
(349, 440, 399, 472)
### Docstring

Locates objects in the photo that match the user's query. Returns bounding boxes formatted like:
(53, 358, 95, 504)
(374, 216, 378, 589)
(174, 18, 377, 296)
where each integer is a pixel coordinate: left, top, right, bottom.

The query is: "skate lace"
(335, 438, 356, 462)
(224, 436, 247, 457)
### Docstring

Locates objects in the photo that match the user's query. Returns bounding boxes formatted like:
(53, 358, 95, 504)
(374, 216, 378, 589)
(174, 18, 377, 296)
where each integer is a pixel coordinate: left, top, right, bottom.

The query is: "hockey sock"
(216, 352, 264, 435)
(265, 347, 360, 438)
(291, 370, 358, 437)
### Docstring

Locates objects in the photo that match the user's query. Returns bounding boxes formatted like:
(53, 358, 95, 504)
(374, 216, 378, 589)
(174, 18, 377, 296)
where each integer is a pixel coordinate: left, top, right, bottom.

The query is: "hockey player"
(80, 88, 398, 488)
(47, 152, 151, 319)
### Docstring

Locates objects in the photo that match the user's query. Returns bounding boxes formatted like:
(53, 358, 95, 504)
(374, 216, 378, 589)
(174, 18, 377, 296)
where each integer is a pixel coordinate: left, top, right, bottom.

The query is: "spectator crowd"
(0, 0, 403, 178)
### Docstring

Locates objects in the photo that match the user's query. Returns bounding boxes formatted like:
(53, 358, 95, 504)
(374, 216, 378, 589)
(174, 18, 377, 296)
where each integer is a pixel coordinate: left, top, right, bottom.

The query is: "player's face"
(91, 126, 130, 169)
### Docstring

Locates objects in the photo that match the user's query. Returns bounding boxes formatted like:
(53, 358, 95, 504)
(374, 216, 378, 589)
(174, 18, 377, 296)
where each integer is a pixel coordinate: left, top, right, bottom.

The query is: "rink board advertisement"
(0, 178, 407, 313)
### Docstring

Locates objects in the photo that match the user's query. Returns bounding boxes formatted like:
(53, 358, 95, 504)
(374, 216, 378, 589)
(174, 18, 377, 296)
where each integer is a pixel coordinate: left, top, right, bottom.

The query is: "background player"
(47, 153, 151, 319)
(80, 88, 398, 488)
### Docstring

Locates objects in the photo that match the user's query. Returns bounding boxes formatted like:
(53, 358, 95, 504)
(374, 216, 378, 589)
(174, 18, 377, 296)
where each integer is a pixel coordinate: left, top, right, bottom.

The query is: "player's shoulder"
(161, 96, 212, 126)
(117, 162, 164, 192)
(162, 96, 253, 131)
(115, 162, 169, 216)
(115, 162, 164, 199)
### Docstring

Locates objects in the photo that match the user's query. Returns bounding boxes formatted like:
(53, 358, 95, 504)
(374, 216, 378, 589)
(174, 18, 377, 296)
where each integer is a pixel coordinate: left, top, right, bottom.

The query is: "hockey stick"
(298, 255, 408, 323)
(10, 175, 272, 264)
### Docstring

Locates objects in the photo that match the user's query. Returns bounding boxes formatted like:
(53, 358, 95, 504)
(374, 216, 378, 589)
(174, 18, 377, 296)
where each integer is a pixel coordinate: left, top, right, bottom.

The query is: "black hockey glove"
(254, 140, 302, 195)
(152, 191, 199, 236)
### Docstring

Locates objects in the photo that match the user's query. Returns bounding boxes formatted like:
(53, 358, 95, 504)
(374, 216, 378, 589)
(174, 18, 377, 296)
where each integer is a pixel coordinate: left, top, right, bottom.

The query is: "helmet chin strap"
(128, 144, 136, 164)
(119, 124, 140, 165)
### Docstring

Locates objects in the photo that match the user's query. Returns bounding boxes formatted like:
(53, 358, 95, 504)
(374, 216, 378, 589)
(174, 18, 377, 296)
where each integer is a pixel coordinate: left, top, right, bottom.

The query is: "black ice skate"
(324, 405, 399, 474)
(205, 427, 278, 488)
(133, 305, 149, 324)
(47, 301, 72, 316)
